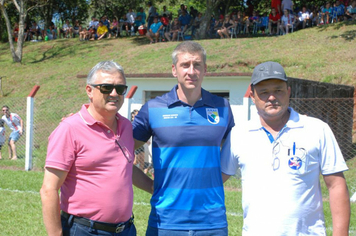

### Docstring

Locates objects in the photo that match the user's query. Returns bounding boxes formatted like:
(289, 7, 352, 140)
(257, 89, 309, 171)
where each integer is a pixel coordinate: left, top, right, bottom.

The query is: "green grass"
(0, 158, 356, 235)
(0, 21, 356, 235)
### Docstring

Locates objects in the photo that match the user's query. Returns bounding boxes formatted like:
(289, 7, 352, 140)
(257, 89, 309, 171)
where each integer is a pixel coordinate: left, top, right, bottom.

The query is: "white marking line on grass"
(0, 188, 151, 206)
(134, 201, 150, 206)
(226, 211, 243, 217)
(0, 188, 242, 216)
(0, 187, 39, 194)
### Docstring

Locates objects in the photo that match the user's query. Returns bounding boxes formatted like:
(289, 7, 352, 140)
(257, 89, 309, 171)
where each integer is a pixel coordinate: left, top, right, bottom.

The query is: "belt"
(61, 211, 134, 233)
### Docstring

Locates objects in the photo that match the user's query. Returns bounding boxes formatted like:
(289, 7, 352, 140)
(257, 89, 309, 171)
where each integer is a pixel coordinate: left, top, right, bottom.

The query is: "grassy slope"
(0, 21, 355, 101)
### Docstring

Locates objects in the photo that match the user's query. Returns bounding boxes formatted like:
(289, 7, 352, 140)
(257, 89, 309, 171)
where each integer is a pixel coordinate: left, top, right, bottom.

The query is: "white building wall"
(119, 75, 256, 126)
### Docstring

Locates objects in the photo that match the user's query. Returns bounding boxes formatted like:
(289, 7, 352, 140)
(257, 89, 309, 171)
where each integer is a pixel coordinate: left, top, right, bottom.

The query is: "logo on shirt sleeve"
(206, 108, 220, 124)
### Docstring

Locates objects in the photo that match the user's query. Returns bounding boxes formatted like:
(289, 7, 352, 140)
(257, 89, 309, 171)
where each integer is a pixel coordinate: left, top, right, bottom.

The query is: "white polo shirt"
(221, 107, 348, 235)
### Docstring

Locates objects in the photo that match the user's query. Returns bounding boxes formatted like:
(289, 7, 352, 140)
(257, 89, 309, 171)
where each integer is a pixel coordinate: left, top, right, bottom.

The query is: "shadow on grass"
(29, 42, 98, 64)
(131, 36, 151, 46)
(0, 45, 8, 54)
(0, 88, 15, 97)
(319, 20, 356, 41)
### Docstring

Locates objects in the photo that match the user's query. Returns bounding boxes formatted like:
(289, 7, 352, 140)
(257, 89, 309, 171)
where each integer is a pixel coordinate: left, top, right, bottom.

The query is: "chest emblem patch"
(206, 108, 220, 124)
(288, 156, 302, 170)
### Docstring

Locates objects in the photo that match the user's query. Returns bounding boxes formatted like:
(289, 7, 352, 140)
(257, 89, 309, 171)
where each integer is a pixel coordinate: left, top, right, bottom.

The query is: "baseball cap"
(251, 61, 287, 85)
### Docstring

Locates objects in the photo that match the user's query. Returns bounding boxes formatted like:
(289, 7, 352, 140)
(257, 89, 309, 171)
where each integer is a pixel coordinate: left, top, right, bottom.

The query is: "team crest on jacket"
(206, 108, 220, 124)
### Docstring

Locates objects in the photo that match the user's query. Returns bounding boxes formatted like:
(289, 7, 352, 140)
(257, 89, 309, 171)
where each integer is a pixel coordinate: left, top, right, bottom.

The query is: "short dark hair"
(172, 41, 206, 66)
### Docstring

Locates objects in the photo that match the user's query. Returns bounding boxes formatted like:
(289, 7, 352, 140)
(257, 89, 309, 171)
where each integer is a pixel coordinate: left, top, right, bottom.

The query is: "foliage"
(33, 0, 90, 27)
(88, 0, 142, 21)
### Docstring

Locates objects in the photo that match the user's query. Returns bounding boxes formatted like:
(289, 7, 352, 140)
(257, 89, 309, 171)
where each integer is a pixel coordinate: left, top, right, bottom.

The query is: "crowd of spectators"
(10, 0, 356, 44)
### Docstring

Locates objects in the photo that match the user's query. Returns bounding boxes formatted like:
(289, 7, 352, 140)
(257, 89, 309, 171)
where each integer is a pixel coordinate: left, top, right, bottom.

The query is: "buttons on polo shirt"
(107, 130, 111, 133)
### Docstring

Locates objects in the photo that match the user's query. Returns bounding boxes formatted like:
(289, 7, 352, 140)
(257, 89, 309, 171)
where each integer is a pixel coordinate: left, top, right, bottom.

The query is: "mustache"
(266, 101, 280, 107)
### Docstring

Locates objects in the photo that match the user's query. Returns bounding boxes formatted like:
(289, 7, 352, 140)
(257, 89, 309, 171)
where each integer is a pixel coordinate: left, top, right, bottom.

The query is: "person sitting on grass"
(62, 20, 73, 38)
(345, 0, 356, 20)
(109, 17, 119, 38)
(297, 6, 311, 29)
(280, 9, 296, 34)
(165, 17, 181, 41)
(179, 10, 192, 33)
(269, 8, 281, 35)
(134, 15, 144, 34)
(120, 14, 130, 36)
(30, 21, 42, 40)
(213, 17, 224, 38)
(79, 27, 89, 41)
(321, 2, 333, 24)
(334, 1, 345, 22)
(88, 16, 99, 30)
(91, 21, 108, 40)
(217, 14, 235, 39)
(73, 20, 82, 38)
(87, 26, 96, 40)
(102, 15, 111, 36)
(46, 23, 57, 40)
(245, 11, 260, 34)
(146, 16, 163, 44)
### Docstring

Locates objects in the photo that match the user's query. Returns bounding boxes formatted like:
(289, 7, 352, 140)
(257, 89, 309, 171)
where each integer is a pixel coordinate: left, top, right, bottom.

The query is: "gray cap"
(251, 61, 287, 85)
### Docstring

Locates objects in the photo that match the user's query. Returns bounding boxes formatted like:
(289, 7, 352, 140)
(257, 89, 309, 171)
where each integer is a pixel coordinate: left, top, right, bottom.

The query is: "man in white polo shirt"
(2, 105, 23, 160)
(221, 61, 350, 235)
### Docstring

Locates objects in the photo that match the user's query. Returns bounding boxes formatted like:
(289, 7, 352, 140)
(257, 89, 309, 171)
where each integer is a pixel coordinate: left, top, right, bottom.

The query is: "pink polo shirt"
(45, 104, 134, 223)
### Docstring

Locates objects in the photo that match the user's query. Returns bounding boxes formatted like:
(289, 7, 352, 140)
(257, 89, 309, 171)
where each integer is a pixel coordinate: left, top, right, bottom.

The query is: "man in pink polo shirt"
(40, 61, 138, 236)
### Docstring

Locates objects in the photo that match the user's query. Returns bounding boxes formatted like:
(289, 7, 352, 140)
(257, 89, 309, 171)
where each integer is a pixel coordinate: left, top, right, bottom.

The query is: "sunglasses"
(90, 83, 128, 95)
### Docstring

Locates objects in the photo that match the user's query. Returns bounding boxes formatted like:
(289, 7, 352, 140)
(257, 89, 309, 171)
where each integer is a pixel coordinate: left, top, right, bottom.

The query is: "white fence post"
(123, 85, 137, 119)
(25, 86, 40, 171)
(243, 86, 252, 121)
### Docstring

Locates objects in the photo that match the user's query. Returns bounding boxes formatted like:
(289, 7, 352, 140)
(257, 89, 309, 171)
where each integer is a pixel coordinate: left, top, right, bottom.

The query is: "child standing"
(0, 119, 5, 160)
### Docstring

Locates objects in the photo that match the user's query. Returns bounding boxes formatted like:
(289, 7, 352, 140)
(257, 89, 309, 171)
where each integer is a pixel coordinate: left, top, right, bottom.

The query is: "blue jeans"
(62, 216, 137, 236)
(145, 226, 228, 236)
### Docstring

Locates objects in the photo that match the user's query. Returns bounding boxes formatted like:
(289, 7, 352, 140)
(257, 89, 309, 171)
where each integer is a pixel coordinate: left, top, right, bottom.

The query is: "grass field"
(0, 21, 356, 235)
(0, 159, 355, 235)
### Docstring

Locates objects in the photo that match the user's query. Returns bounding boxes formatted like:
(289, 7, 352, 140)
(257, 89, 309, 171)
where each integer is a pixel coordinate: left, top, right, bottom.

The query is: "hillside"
(0, 21, 355, 101)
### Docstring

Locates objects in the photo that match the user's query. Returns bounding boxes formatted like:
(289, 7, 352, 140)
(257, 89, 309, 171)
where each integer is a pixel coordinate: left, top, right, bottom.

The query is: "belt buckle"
(115, 224, 125, 233)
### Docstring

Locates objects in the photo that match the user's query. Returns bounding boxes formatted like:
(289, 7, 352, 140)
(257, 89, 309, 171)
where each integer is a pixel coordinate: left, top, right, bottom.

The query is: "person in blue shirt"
(179, 10, 192, 33)
(145, 16, 163, 43)
(132, 41, 235, 236)
(137, 7, 147, 25)
(334, 0, 345, 21)
(322, 2, 333, 24)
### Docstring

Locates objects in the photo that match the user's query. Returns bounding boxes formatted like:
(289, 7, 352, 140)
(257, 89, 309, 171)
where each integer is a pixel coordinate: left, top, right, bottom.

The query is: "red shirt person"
(271, 0, 282, 14)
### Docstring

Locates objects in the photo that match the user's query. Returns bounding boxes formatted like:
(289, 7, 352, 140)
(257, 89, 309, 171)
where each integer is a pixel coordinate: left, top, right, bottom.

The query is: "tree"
(196, 0, 223, 39)
(0, 0, 47, 63)
(89, 0, 141, 21)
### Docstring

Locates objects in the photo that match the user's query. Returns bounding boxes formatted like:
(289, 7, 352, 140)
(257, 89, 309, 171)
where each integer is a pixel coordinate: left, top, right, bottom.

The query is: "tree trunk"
(15, 0, 27, 63)
(0, 11, 2, 41)
(0, 0, 29, 63)
(196, 0, 222, 39)
(0, 2, 19, 62)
